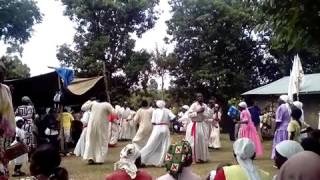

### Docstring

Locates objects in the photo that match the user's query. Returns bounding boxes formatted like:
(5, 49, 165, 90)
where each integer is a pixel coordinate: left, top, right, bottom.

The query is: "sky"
(1, 0, 173, 76)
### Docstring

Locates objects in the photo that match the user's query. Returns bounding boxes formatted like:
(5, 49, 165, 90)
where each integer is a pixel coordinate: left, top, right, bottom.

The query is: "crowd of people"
(1, 61, 320, 180)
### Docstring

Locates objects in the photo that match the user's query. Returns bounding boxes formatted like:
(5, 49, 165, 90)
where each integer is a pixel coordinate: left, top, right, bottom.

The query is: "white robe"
(74, 111, 90, 157)
(208, 111, 222, 149)
(81, 101, 114, 163)
(108, 120, 119, 145)
(132, 107, 153, 150)
(140, 108, 175, 166)
(178, 111, 191, 132)
(186, 102, 210, 162)
(10, 127, 28, 165)
(119, 108, 136, 140)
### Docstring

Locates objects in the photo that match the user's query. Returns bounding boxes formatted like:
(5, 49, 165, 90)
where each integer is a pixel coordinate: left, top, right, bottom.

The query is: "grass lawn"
(11, 134, 277, 179)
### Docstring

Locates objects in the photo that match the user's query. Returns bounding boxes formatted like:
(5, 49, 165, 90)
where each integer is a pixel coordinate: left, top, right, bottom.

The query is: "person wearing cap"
(157, 140, 200, 180)
(238, 102, 263, 156)
(140, 100, 176, 166)
(213, 138, 270, 180)
(106, 144, 152, 180)
(132, 100, 154, 150)
(271, 95, 291, 159)
(274, 140, 304, 170)
(208, 103, 222, 149)
(187, 93, 210, 163)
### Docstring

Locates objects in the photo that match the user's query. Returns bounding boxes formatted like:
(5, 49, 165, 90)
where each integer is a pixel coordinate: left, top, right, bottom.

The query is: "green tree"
(0, 0, 42, 54)
(1, 56, 30, 79)
(258, 0, 320, 55)
(58, 0, 159, 102)
(167, 0, 276, 101)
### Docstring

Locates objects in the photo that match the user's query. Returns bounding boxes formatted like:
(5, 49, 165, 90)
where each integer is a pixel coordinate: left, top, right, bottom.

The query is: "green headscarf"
(164, 140, 193, 179)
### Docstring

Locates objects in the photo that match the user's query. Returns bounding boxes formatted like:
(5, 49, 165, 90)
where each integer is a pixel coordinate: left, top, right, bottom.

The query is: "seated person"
(29, 144, 68, 180)
(214, 138, 270, 180)
(277, 151, 320, 180)
(274, 140, 304, 169)
(157, 140, 200, 180)
(106, 144, 152, 180)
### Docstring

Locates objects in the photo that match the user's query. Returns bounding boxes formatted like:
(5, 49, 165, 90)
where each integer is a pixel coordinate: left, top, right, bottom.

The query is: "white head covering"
(233, 138, 261, 180)
(275, 140, 304, 159)
(293, 101, 303, 110)
(114, 144, 141, 179)
(156, 100, 166, 109)
(238, 101, 247, 108)
(182, 105, 189, 110)
(279, 95, 289, 103)
(15, 116, 24, 122)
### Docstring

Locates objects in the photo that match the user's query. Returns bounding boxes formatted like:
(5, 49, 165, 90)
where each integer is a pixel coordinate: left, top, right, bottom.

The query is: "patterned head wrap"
(164, 140, 193, 179)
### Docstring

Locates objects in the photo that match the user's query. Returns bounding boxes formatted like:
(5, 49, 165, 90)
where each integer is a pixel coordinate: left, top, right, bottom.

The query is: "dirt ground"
(11, 134, 277, 179)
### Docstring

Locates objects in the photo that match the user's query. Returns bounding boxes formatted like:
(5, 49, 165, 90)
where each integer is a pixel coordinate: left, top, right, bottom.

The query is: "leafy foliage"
(166, 0, 278, 101)
(57, 0, 159, 102)
(1, 55, 30, 79)
(0, 0, 42, 53)
(259, 0, 320, 55)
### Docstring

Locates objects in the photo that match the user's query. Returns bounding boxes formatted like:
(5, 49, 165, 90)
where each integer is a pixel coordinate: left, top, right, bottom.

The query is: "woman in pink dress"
(237, 102, 263, 156)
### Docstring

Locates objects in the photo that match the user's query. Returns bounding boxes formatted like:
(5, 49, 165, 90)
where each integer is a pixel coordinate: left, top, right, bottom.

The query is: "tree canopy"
(0, 0, 42, 53)
(259, 0, 320, 55)
(166, 0, 279, 100)
(1, 56, 30, 79)
(58, 0, 159, 102)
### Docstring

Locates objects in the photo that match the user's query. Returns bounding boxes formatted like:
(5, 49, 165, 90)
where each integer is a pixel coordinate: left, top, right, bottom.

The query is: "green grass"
(11, 134, 277, 179)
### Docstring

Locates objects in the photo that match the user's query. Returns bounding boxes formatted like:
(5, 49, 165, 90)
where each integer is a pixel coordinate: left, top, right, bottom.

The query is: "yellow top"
(287, 119, 301, 142)
(59, 112, 74, 129)
(223, 165, 270, 180)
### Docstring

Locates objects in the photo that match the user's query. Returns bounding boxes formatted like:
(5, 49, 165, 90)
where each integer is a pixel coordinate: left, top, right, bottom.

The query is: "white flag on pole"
(288, 54, 304, 102)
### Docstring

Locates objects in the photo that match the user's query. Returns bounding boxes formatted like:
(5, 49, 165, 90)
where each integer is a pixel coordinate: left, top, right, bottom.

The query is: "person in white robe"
(74, 110, 90, 157)
(186, 93, 210, 163)
(208, 104, 222, 149)
(108, 105, 122, 147)
(132, 100, 153, 150)
(177, 105, 190, 132)
(140, 100, 175, 166)
(81, 98, 114, 164)
(119, 103, 135, 140)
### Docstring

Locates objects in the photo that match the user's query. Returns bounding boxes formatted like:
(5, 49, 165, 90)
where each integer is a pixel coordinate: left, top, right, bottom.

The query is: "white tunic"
(208, 110, 222, 149)
(140, 107, 175, 166)
(119, 108, 136, 140)
(81, 101, 114, 163)
(132, 107, 153, 150)
(10, 127, 28, 165)
(74, 111, 90, 157)
(186, 102, 210, 162)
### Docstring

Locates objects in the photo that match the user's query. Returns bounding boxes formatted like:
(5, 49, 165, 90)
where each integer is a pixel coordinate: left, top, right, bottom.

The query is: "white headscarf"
(275, 140, 304, 159)
(182, 105, 189, 110)
(238, 101, 247, 109)
(293, 101, 303, 110)
(114, 144, 141, 179)
(279, 95, 289, 103)
(233, 138, 261, 180)
(156, 100, 166, 109)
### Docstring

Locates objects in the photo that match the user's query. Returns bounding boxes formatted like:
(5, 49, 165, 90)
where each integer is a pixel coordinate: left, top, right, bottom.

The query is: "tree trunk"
(103, 61, 111, 102)
(161, 74, 164, 100)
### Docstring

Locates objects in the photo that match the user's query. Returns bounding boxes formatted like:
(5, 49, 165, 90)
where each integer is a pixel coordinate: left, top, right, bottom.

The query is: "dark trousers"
(227, 117, 236, 141)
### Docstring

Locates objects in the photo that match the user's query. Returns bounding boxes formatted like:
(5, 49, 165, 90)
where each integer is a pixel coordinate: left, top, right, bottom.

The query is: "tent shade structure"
(4, 72, 105, 108)
(242, 73, 320, 95)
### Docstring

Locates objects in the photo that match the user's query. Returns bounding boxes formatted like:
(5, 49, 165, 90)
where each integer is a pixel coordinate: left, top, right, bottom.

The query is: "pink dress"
(238, 109, 263, 156)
